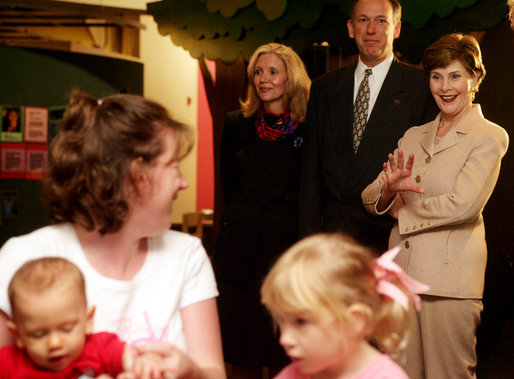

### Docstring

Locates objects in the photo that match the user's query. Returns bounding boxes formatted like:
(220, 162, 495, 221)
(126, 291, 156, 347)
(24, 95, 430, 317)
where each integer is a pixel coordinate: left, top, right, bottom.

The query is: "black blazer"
(213, 110, 304, 286)
(298, 59, 437, 252)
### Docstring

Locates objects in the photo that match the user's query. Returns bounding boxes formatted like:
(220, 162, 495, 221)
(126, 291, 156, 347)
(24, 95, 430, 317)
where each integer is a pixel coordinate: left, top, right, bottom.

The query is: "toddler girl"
(261, 233, 428, 379)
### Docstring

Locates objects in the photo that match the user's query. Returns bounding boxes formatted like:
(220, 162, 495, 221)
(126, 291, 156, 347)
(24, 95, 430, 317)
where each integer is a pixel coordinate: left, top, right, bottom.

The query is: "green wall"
(0, 45, 143, 246)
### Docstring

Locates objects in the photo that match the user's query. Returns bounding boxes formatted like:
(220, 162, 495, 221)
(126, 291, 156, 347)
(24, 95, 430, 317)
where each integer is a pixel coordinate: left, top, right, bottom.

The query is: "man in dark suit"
(298, 0, 437, 252)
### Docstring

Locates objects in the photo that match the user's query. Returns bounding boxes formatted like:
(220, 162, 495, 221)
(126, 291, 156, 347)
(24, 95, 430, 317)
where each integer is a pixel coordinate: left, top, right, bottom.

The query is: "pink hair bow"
(373, 246, 429, 311)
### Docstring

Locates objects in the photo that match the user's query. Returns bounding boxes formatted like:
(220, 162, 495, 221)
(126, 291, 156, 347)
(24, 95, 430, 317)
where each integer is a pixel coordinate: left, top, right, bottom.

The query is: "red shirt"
(0, 332, 125, 378)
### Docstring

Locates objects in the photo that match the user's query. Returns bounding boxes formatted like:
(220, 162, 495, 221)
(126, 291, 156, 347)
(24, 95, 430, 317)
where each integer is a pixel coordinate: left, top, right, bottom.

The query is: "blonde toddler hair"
(261, 233, 413, 358)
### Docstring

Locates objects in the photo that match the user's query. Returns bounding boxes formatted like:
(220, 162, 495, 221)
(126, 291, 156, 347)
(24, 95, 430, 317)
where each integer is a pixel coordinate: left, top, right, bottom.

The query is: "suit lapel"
(420, 105, 482, 159)
(327, 65, 356, 176)
(434, 130, 458, 154)
(431, 105, 481, 155)
(420, 115, 439, 157)
(417, 114, 460, 180)
(351, 60, 407, 175)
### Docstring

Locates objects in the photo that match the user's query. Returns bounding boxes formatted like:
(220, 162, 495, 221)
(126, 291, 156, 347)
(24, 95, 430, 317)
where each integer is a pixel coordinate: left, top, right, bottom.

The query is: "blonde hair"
(240, 43, 311, 123)
(261, 234, 413, 357)
(8, 257, 86, 319)
(509, 0, 514, 27)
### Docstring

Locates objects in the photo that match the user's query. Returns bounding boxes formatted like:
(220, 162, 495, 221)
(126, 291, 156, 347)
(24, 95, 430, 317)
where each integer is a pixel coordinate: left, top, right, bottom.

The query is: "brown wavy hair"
(240, 43, 311, 122)
(422, 33, 486, 98)
(42, 89, 193, 234)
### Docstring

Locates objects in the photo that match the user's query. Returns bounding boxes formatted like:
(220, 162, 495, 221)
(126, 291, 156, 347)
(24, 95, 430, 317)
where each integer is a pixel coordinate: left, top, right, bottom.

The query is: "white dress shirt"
(353, 54, 394, 122)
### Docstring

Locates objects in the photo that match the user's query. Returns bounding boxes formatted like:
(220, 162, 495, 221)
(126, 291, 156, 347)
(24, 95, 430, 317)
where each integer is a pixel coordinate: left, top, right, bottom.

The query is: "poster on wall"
(1, 106, 24, 142)
(0, 143, 26, 179)
(24, 106, 48, 143)
(26, 144, 48, 180)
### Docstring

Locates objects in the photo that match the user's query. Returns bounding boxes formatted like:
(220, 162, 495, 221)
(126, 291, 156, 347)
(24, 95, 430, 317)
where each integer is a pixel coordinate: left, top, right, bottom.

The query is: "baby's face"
(11, 284, 93, 371)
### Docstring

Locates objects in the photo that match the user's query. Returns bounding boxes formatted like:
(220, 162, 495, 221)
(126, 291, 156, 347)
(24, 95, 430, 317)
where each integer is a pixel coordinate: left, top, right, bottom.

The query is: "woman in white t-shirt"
(0, 90, 225, 378)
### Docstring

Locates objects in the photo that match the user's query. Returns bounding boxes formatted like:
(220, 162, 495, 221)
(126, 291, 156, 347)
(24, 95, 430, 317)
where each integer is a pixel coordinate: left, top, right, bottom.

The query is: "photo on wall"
(2, 189, 19, 218)
(1, 106, 24, 142)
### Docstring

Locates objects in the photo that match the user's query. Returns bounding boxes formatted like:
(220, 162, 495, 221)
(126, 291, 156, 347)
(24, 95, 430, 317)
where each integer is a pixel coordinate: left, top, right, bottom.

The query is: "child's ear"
(348, 303, 372, 336)
(85, 306, 96, 335)
(6, 319, 25, 349)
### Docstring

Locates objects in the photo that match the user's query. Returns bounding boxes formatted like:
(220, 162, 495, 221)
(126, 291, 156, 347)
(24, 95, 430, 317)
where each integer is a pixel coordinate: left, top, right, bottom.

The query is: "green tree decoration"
(203, 0, 253, 18)
(148, 0, 508, 64)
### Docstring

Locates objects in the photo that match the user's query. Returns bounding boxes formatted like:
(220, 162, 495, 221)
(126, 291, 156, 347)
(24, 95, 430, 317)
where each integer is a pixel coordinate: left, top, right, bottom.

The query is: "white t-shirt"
(0, 223, 218, 352)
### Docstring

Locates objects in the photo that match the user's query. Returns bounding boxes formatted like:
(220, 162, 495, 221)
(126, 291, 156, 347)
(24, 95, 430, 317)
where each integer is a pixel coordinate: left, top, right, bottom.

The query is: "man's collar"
(355, 54, 394, 83)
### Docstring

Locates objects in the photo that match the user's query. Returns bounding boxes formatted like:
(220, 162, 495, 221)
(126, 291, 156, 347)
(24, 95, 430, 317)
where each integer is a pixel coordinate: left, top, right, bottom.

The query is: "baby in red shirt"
(0, 257, 162, 378)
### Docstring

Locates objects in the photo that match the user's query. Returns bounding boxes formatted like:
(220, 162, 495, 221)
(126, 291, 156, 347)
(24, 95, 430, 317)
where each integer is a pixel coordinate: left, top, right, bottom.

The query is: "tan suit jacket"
(362, 104, 509, 298)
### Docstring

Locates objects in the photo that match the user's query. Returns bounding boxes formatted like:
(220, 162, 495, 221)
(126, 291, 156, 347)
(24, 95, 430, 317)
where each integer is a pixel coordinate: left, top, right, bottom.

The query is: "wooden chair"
(182, 209, 213, 239)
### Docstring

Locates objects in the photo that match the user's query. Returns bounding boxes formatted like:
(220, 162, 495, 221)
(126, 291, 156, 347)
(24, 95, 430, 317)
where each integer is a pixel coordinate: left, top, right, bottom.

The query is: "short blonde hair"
(261, 234, 413, 357)
(240, 43, 311, 123)
(8, 257, 86, 319)
(509, 0, 514, 28)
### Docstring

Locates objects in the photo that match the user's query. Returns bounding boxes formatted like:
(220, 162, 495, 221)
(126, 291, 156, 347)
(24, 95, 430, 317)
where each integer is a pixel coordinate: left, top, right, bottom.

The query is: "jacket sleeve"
(361, 138, 403, 216)
(398, 125, 509, 235)
(298, 81, 323, 237)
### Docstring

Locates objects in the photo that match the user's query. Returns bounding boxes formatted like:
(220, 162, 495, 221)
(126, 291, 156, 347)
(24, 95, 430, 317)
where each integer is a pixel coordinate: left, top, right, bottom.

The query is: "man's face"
(347, 0, 401, 67)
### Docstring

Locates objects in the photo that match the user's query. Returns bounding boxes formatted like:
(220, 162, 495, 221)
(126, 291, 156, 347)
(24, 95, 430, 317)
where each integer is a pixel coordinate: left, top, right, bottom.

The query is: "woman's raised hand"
(380, 149, 424, 196)
(375, 149, 424, 213)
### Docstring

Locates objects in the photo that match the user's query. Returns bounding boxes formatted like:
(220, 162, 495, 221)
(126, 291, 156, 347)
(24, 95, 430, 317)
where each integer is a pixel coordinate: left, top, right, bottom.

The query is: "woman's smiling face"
(429, 59, 477, 121)
(253, 52, 288, 114)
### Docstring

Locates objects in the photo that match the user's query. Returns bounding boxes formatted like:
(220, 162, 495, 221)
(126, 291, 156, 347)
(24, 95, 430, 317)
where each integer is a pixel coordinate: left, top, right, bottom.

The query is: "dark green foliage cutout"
(203, 0, 253, 18)
(148, 0, 508, 64)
